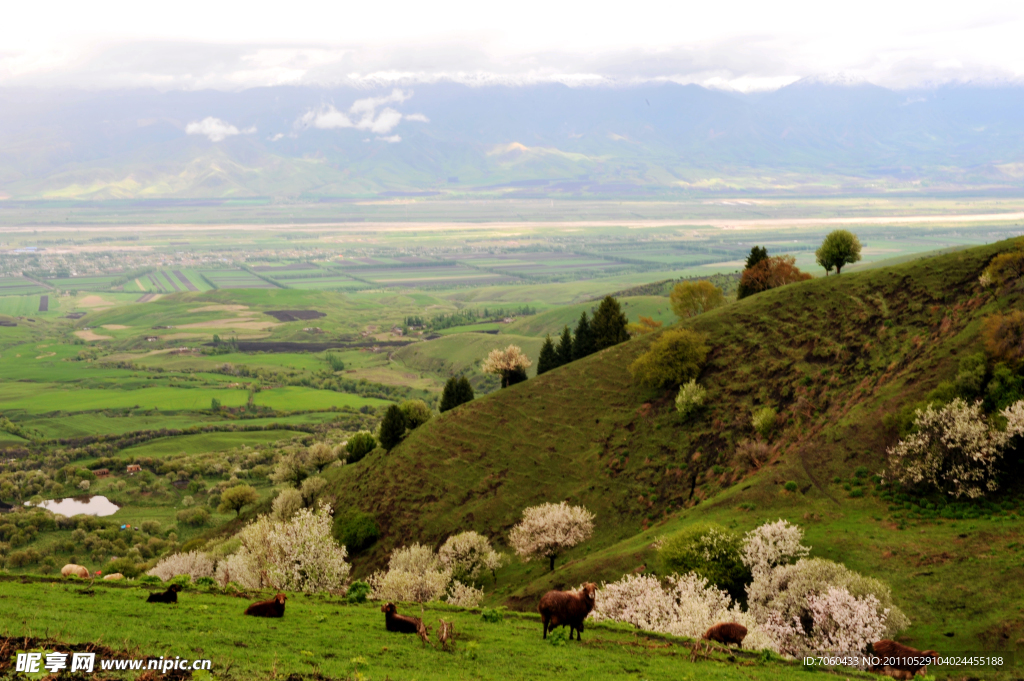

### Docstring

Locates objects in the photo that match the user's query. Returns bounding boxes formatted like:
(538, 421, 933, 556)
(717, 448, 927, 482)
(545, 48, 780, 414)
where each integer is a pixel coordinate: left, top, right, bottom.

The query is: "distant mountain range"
(2, 80, 1024, 199)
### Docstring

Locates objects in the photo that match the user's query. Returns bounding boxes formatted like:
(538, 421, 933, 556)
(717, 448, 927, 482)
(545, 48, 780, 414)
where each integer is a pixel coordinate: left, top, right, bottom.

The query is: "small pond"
(28, 495, 121, 517)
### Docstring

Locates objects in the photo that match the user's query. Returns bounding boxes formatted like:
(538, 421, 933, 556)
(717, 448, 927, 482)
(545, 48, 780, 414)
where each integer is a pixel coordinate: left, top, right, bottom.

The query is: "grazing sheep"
(538, 582, 597, 641)
(869, 640, 939, 679)
(102, 573, 124, 581)
(61, 564, 90, 579)
(381, 602, 423, 634)
(245, 593, 287, 617)
(702, 622, 748, 646)
(146, 584, 183, 604)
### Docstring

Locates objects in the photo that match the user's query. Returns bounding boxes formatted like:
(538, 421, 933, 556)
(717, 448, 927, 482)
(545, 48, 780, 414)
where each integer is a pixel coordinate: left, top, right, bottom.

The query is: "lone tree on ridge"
(815, 229, 862, 275)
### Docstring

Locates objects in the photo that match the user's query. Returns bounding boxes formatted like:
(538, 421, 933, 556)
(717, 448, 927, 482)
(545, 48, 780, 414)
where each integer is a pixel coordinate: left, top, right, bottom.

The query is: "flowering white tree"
(761, 586, 888, 658)
(481, 345, 532, 388)
(509, 501, 594, 571)
(887, 398, 1011, 498)
(446, 580, 485, 608)
(148, 550, 215, 582)
(591, 572, 777, 651)
(741, 519, 811, 577)
(367, 543, 453, 605)
(226, 503, 351, 592)
(746, 558, 908, 639)
(1003, 400, 1024, 437)
(272, 488, 304, 521)
(438, 531, 505, 583)
(215, 552, 258, 588)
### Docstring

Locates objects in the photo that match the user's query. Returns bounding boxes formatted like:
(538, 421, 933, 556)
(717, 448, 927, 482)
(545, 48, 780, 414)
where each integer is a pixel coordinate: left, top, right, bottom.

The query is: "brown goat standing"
(146, 584, 183, 604)
(869, 640, 939, 679)
(245, 593, 287, 617)
(702, 622, 747, 646)
(538, 583, 597, 640)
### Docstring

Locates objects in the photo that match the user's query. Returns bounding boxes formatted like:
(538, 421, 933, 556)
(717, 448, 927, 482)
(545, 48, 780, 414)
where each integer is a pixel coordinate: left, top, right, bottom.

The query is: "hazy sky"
(2, 0, 1022, 91)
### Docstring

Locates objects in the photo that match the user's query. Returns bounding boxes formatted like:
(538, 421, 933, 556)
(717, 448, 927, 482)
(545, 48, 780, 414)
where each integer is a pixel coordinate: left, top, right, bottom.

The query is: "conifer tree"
(556, 325, 573, 366)
(378, 404, 407, 450)
(572, 312, 596, 360)
(536, 335, 558, 375)
(591, 296, 630, 351)
(455, 376, 475, 405)
(439, 377, 459, 413)
(440, 376, 475, 412)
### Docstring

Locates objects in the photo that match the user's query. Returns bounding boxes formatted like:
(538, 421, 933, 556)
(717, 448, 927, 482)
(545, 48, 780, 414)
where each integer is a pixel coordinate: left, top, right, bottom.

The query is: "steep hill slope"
(325, 239, 1024, 661)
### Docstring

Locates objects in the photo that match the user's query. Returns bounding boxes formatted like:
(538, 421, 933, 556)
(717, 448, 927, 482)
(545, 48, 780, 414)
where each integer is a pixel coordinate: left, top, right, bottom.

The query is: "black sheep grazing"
(381, 602, 423, 634)
(538, 583, 597, 640)
(245, 593, 287, 617)
(146, 584, 183, 604)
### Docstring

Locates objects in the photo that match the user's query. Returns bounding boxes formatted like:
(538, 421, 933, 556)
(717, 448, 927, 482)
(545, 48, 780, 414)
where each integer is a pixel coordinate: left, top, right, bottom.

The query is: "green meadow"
(0, 578, 814, 681)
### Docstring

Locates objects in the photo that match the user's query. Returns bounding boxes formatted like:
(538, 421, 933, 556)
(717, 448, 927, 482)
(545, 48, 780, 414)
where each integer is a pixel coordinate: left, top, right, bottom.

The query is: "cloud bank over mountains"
(1, 1, 1022, 93)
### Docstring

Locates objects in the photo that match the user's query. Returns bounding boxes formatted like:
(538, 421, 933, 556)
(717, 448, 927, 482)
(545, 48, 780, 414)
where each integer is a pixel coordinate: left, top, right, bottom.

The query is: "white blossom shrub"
(215, 552, 257, 588)
(762, 586, 888, 658)
(446, 580, 485, 608)
(741, 519, 810, 577)
(226, 503, 351, 593)
(272, 488, 304, 521)
(886, 398, 1012, 498)
(148, 550, 215, 582)
(367, 543, 454, 604)
(1003, 400, 1024, 437)
(368, 567, 451, 603)
(481, 345, 532, 376)
(509, 501, 595, 571)
(746, 558, 908, 639)
(675, 380, 707, 418)
(591, 572, 778, 651)
(438, 531, 504, 582)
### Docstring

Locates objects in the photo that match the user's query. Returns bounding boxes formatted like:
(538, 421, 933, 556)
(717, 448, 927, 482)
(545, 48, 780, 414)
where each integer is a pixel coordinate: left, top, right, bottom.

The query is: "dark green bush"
(194, 576, 216, 588)
(481, 608, 504, 623)
(332, 510, 380, 554)
(345, 580, 370, 604)
(107, 556, 142, 578)
(784, 481, 798, 492)
(656, 522, 749, 598)
(345, 432, 377, 463)
(176, 507, 210, 527)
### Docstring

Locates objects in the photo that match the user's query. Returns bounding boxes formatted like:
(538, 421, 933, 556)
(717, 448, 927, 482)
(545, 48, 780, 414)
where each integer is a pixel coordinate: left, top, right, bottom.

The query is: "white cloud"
(297, 88, 426, 140)
(2, 2, 1023, 92)
(268, 133, 285, 141)
(185, 117, 255, 142)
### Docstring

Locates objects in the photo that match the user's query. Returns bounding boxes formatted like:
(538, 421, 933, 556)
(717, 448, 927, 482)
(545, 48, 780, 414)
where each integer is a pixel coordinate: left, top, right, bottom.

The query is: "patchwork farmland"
(0, 276, 49, 296)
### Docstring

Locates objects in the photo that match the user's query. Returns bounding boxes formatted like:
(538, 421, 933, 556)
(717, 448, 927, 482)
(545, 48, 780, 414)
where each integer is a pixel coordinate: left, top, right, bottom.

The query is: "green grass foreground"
(0, 578, 812, 681)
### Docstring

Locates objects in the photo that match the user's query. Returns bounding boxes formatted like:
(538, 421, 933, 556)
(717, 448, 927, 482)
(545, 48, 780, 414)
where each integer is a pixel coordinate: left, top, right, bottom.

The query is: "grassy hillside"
(326, 238, 1024, 671)
(0, 577, 814, 681)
